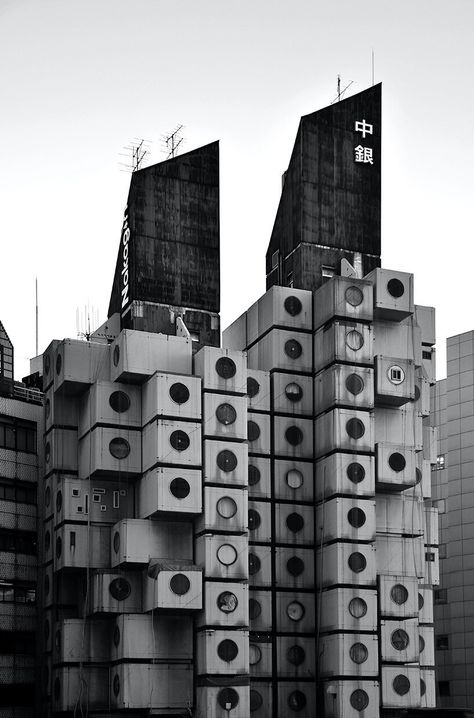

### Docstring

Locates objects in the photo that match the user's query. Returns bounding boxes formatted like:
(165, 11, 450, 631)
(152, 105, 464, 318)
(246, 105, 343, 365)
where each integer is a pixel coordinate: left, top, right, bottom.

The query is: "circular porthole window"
(217, 688, 239, 710)
(348, 552, 367, 573)
(350, 642, 368, 664)
(217, 639, 238, 662)
(113, 674, 120, 697)
(285, 425, 304, 446)
(284, 339, 303, 359)
(170, 477, 190, 499)
(388, 365, 405, 385)
(249, 598, 261, 619)
(45, 442, 51, 464)
(44, 486, 51, 507)
(420, 679, 426, 696)
(249, 553, 261, 575)
(217, 544, 237, 566)
(346, 373, 364, 395)
(45, 531, 51, 553)
(44, 574, 50, 596)
(287, 556, 305, 576)
(170, 430, 190, 452)
(249, 644, 262, 665)
(54, 628, 60, 650)
(415, 467, 422, 484)
(217, 591, 238, 613)
(247, 377, 260, 398)
(288, 690, 306, 711)
(247, 420, 261, 442)
(286, 469, 303, 489)
(393, 675, 410, 696)
(248, 465, 261, 486)
(55, 353, 62, 376)
(346, 418, 365, 440)
(347, 462, 366, 483)
(350, 689, 369, 711)
(348, 507, 366, 528)
(109, 391, 131, 413)
(45, 398, 51, 419)
(248, 509, 261, 531)
(389, 452, 406, 472)
(217, 449, 238, 472)
(420, 635, 425, 653)
(345, 285, 364, 307)
(284, 296, 303, 316)
(113, 345, 120, 367)
(216, 403, 237, 426)
(391, 629, 410, 651)
(217, 496, 238, 519)
(391, 583, 409, 605)
(113, 625, 120, 647)
(170, 573, 191, 596)
(113, 531, 120, 554)
(109, 438, 130, 459)
(169, 382, 190, 404)
(215, 357, 236, 380)
(55, 536, 62, 559)
(349, 597, 368, 618)
(418, 592, 424, 610)
(250, 690, 263, 712)
(287, 601, 305, 621)
(56, 490, 63, 513)
(285, 382, 303, 402)
(109, 577, 131, 601)
(286, 512, 304, 533)
(387, 278, 405, 298)
(287, 645, 306, 666)
(346, 330, 364, 351)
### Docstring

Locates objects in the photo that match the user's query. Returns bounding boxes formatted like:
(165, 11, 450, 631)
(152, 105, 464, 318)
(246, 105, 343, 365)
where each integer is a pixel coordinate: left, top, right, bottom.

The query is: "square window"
(436, 635, 449, 650)
(434, 589, 448, 604)
(322, 265, 336, 278)
(438, 681, 450, 696)
(425, 552, 435, 562)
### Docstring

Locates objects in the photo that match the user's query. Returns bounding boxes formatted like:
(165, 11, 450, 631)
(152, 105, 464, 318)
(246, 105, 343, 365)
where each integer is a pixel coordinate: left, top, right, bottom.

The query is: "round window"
(170, 477, 190, 499)
(169, 382, 190, 404)
(347, 462, 366, 483)
(286, 469, 304, 489)
(45, 398, 51, 419)
(109, 391, 131, 413)
(247, 420, 261, 442)
(56, 490, 63, 513)
(284, 296, 303, 316)
(44, 486, 51, 507)
(249, 598, 261, 619)
(349, 597, 368, 618)
(109, 577, 131, 601)
(389, 452, 406, 472)
(113, 531, 120, 554)
(420, 635, 425, 653)
(346, 330, 364, 351)
(217, 639, 238, 662)
(113, 345, 120, 367)
(215, 357, 236, 379)
(286, 512, 304, 533)
(56, 353, 62, 376)
(414, 384, 421, 401)
(287, 601, 305, 621)
(45, 531, 51, 553)
(55, 536, 62, 559)
(217, 688, 239, 710)
(393, 675, 410, 696)
(45, 442, 51, 464)
(217, 496, 238, 519)
(217, 591, 238, 613)
(284, 339, 303, 359)
(113, 625, 120, 647)
(415, 467, 422, 484)
(347, 507, 366, 528)
(170, 573, 191, 596)
(170, 430, 190, 451)
(44, 354, 51, 375)
(216, 544, 237, 566)
(420, 679, 426, 696)
(44, 574, 50, 596)
(249, 643, 262, 665)
(391, 629, 410, 651)
(109, 438, 130, 459)
(54, 628, 60, 650)
(248, 509, 261, 531)
(418, 592, 424, 610)
(391, 583, 409, 605)
(350, 689, 369, 711)
(345, 285, 364, 307)
(387, 278, 405, 298)
(288, 690, 306, 711)
(217, 449, 238, 472)
(216, 403, 237, 426)
(249, 553, 261, 575)
(348, 552, 367, 573)
(113, 674, 120, 697)
(285, 382, 303, 402)
(387, 365, 406, 385)
(285, 425, 304, 446)
(287, 556, 305, 576)
(247, 377, 260, 398)
(250, 689, 263, 712)
(287, 645, 306, 666)
(349, 642, 368, 664)
(248, 465, 261, 486)
(346, 373, 364, 395)
(346, 418, 365, 440)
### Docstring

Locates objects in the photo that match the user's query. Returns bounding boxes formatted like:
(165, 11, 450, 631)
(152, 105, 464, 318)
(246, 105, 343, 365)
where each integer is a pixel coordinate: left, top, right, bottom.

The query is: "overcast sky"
(1, 0, 472, 380)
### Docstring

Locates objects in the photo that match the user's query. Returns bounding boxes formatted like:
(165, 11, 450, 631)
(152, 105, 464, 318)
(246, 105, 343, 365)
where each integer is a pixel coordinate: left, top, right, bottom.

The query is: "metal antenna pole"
(372, 49, 375, 86)
(35, 277, 38, 356)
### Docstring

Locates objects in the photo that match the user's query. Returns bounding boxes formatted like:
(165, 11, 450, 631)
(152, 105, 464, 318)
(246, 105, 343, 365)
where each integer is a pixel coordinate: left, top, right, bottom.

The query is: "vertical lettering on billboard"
(354, 118, 374, 164)
(120, 208, 131, 313)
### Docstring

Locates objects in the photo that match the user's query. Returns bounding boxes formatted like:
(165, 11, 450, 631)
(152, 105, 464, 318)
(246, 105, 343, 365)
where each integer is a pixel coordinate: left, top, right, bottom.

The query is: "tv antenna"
(76, 304, 100, 342)
(331, 75, 354, 104)
(162, 125, 184, 159)
(119, 138, 151, 173)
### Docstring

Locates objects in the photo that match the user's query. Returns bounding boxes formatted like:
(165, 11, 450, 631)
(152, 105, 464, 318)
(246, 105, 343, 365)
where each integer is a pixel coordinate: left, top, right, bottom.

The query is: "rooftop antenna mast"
(163, 125, 184, 159)
(76, 304, 99, 342)
(35, 277, 38, 357)
(330, 76, 354, 105)
(119, 138, 151, 173)
(371, 49, 375, 86)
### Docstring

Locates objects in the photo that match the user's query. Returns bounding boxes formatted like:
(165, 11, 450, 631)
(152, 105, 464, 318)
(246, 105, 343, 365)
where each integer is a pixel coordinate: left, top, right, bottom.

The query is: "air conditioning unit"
(53, 339, 110, 395)
(89, 570, 142, 614)
(316, 542, 376, 589)
(319, 587, 378, 633)
(195, 534, 248, 580)
(111, 614, 193, 661)
(44, 428, 78, 474)
(53, 618, 110, 663)
(376, 443, 417, 492)
(143, 566, 202, 611)
(248, 500, 272, 542)
(275, 591, 315, 633)
(374, 406, 420, 449)
(246, 682, 272, 718)
(196, 685, 250, 718)
(194, 346, 247, 394)
(313, 321, 373, 374)
(313, 276, 373, 330)
(373, 318, 422, 364)
(381, 665, 421, 708)
(45, 387, 79, 432)
(246, 412, 271, 455)
(378, 575, 419, 619)
(110, 329, 192, 384)
(424, 507, 439, 547)
(318, 633, 379, 678)
(275, 547, 314, 589)
(248, 544, 272, 587)
(54, 524, 110, 571)
(78, 381, 141, 438)
(274, 459, 314, 502)
(419, 625, 435, 667)
(315, 408, 374, 458)
(203, 393, 247, 440)
(415, 370, 430, 417)
(52, 666, 110, 712)
(141, 372, 201, 425)
(249, 589, 272, 631)
(273, 415, 314, 459)
(111, 519, 192, 567)
(246, 286, 313, 345)
(423, 423, 438, 464)
(315, 453, 374, 501)
(376, 494, 423, 536)
(196, 628, 249, 675)
(137, 467, 202, 517)
(365, 268, 414, 322)
(271, 372, 313, 416)
(78, 426, 141, 477)
(376, 535, 424, 579)
(316, 498, 376, 543)
(420, 668, 436, 707)
(322, 680, 379, 718)
(375, 356, 415, 406)
(315, 364, 374, 415)
(54, 475, 133, 526)
(247, 328, 313, 374)
(142, 419, 201, 471)
(277, 681, 316, 717)
(274, 503, 314, 545)
(276, 636, 316, 678)
(422, 347, 436, 385)
(195, 486, 248, 535)
(423, 547, 439, 585)
(110, 663, 193, 711)
(246, 369, 270, 412)
(418, 587, 433, 624)
(247, 456, 271, 499)
(43, 339, 61, 392)
(380, 618, 419, 662)
(196, 581, 249, 629)
(204, 439, 248, 486)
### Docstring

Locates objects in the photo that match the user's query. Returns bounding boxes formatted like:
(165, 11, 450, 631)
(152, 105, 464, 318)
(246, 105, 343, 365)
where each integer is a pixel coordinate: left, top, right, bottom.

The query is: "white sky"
(1, 0, 472, 380)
